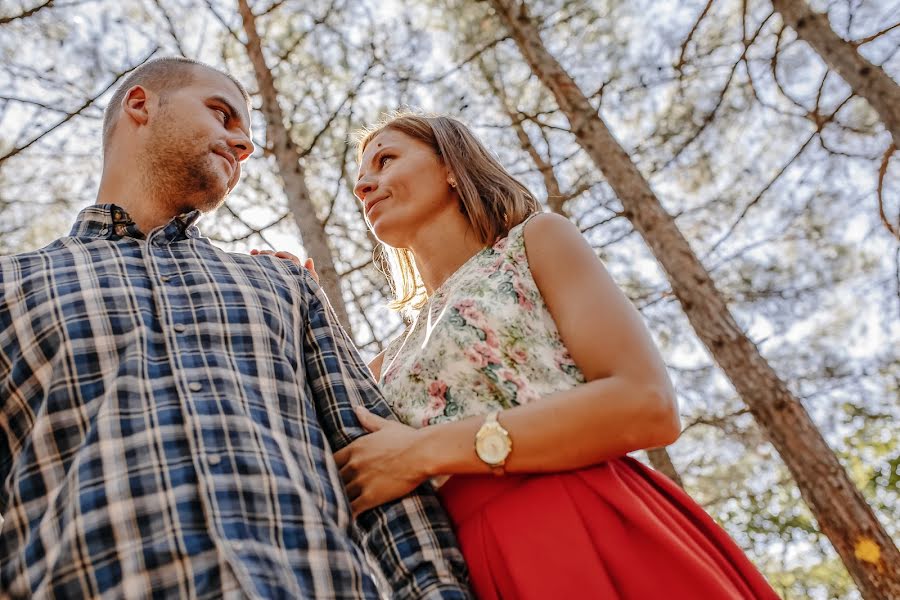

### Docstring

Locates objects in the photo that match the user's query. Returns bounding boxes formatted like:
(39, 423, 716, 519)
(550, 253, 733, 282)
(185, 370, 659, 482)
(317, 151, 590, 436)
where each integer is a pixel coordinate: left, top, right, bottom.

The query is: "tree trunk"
(771, 0, 900, 148)
(646, 447, 685, 489)
(487, 1, 900, 597)
(237, 0, 353, 333)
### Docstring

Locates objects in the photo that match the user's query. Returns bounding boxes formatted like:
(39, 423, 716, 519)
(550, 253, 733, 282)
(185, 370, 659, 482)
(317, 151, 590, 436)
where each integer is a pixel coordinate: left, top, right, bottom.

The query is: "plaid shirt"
(0, 205, 469, 599)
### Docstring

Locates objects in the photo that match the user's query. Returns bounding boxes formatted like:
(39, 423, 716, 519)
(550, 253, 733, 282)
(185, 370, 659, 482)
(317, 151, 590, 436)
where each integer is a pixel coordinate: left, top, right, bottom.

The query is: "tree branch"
(0, 0, 55, 25)
(877, 143, 898, 240)
(0, 46, 158, 166)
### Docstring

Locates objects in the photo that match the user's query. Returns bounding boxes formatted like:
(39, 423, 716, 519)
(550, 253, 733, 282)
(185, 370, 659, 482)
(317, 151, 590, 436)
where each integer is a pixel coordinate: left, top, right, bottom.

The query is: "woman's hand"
(250, 249, 318, 283)
(334, 406, 431, 517)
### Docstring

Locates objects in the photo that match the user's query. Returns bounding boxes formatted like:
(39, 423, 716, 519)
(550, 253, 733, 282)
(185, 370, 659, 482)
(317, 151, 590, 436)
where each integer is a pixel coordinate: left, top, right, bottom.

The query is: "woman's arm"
(415, 212, 680, 474)
(336, 213, 680, 514)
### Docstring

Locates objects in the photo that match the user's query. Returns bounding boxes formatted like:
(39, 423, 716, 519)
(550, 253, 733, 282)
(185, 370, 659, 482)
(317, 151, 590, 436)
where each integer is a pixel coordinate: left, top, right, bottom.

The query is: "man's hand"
(250, 249, 319, 283)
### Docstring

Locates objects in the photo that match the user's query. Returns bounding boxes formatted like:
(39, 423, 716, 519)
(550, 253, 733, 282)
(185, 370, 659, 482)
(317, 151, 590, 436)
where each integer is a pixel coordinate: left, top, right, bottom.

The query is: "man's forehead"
(190, 68, 251, 118)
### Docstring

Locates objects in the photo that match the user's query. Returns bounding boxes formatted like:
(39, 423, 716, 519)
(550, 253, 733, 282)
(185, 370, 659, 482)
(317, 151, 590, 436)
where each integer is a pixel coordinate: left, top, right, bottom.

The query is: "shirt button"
(188, 381, 203, 392)
(207, 454, 221, 466)
(173, 323, 186, 333)
(160, 275, 171, 282)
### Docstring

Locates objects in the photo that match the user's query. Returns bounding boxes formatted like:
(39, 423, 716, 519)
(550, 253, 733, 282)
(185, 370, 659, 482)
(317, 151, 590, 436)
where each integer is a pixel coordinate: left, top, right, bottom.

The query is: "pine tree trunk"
(487, 1, 900, 597)
(771, 0, 900, 148)
(646, 447, 685, 489)
(237, 0, 353, 333)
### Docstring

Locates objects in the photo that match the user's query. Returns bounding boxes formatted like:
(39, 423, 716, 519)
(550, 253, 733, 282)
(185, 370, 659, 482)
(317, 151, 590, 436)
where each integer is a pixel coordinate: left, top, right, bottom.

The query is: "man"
(0, 57, 469, 599)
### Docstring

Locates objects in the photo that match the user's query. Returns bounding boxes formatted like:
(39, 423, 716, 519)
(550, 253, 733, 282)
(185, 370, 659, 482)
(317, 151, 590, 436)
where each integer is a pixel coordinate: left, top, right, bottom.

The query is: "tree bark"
(771, 0, 900, 148)
(646, 447, 685, 489)
(237, 0, 353, 333)
(487, 1, 900, 597)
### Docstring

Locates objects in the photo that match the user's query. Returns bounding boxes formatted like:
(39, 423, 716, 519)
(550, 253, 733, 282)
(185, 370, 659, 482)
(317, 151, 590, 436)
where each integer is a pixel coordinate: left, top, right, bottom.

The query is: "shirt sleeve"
(299, 274, 471, 599)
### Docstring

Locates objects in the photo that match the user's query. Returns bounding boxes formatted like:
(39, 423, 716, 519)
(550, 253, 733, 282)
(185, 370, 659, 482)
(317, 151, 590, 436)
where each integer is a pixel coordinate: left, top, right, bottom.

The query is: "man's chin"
(181, 189, 228, 215)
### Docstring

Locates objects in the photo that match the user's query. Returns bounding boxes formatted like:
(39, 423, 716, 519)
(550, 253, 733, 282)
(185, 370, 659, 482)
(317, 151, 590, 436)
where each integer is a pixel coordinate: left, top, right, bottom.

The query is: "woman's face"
(354, 129, 456, 248)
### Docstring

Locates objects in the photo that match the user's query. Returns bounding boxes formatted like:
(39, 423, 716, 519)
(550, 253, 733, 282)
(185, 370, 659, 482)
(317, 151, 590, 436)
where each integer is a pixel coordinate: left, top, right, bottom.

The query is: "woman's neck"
(408, 215, 486, 295)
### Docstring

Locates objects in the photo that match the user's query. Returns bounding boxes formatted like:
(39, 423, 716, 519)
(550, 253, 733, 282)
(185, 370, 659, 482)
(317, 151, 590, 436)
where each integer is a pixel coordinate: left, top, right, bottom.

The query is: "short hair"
(101, 56, 250, 155)
(355, 111, 540, 311)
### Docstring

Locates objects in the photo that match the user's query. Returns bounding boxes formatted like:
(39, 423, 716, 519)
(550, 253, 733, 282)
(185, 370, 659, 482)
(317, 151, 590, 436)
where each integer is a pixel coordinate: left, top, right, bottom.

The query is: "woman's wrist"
(411, 426, 444, 479)
(412, 418, 486, 478)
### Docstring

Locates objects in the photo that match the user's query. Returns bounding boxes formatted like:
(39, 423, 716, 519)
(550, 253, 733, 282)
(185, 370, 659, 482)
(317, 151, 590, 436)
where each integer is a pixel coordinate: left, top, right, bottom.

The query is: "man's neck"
(96, 173, 174, 234)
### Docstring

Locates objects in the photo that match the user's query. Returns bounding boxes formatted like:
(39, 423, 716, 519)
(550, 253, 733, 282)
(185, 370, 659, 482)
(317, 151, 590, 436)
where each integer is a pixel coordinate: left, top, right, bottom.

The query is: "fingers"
(337, 465, 370, 517)
(334, 445, 349, 467)
(344, 477, 363, 501)
(351, 495, 374, 518)
(249, 249, 303, 267)
(338, 459, 357, 485)
(353, 405, 388, 432)
(273, 251, 302, 266)
(303, 257, 320, 284)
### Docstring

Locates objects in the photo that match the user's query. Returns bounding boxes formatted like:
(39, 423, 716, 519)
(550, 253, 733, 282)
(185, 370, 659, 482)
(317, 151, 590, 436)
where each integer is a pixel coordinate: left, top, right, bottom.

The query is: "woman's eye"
(379, 155, 393, 167)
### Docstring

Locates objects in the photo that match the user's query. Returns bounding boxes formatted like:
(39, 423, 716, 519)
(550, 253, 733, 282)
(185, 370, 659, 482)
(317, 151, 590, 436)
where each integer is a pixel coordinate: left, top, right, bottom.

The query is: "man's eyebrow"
(209, 95, 249, 131)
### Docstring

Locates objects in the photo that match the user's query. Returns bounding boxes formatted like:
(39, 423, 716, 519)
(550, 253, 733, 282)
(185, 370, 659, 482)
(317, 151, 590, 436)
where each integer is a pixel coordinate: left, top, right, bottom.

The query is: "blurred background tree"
(1, 0, 897, 597)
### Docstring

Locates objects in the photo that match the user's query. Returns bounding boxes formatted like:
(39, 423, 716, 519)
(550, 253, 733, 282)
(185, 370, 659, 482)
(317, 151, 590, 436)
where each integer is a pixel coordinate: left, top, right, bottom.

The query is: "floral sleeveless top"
(380, 214, 586, 428)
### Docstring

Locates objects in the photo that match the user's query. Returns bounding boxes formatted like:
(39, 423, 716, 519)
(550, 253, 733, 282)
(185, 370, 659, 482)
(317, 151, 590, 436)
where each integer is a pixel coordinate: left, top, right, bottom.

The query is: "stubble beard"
(144, 120, 230, 218)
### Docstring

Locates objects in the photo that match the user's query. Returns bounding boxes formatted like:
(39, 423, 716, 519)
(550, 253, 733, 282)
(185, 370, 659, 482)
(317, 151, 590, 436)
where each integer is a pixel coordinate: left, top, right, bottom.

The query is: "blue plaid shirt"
(0, 205, 469, 599)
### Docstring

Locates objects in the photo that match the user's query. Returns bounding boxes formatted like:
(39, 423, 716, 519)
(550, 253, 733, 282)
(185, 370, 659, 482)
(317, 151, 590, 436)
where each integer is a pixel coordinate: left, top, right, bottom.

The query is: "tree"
(484, 0, 899, 597)
(231, 0, 354, 332)
(2, 1, 895, 595)
(770, 0, 900, 148)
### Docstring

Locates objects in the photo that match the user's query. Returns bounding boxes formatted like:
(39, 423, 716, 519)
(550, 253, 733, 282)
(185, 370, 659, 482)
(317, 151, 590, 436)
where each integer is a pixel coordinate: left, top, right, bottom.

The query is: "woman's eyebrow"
(357, 146, 396, 181)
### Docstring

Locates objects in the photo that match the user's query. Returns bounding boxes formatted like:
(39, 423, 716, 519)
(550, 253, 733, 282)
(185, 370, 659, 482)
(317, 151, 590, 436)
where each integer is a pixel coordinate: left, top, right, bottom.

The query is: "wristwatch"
(474, 410, 512, 476)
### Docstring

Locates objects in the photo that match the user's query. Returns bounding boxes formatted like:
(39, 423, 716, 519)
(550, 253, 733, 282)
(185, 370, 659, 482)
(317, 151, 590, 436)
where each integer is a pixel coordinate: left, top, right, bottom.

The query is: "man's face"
(144, 68, 254, 214)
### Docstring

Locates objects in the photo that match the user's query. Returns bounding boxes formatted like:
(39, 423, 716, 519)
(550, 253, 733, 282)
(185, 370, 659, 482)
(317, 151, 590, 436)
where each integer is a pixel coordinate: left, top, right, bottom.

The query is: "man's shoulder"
(1, 238, 71, 265)
(223, 249, 316, 288)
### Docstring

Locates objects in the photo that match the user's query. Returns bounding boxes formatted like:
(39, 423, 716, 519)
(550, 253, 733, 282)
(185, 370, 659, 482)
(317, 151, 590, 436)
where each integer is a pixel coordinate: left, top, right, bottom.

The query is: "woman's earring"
(448, 178, 457, 188)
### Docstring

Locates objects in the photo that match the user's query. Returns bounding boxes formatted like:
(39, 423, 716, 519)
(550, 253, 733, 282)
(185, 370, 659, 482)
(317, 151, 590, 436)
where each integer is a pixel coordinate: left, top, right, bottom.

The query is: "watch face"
(476, 431, 510, 464)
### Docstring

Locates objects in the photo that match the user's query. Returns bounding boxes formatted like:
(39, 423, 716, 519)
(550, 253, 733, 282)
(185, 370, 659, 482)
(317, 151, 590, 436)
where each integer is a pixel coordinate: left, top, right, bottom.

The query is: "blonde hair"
(356, 111, 539, 311)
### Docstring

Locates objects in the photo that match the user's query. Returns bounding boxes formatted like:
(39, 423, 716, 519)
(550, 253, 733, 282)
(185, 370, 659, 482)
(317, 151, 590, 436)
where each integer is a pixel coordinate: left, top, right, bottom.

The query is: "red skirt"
(438, 456, 779, 599)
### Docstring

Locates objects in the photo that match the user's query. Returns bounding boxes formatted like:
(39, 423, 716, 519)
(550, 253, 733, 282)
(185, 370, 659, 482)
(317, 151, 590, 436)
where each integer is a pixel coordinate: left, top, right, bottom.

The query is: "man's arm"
(299, 274, 470, 599)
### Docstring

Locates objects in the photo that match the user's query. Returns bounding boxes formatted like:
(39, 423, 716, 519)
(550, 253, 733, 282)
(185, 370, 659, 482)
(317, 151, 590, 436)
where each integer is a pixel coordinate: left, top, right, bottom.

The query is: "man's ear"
(122, 85, 152, 126)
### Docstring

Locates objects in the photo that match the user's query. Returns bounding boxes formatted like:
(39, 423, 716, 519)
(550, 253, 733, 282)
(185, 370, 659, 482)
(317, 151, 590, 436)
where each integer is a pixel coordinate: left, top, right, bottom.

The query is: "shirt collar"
(69, 204, 203, 242)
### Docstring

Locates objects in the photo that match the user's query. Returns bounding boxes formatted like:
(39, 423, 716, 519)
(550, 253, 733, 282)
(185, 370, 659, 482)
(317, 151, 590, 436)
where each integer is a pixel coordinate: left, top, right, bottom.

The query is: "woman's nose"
(354, 177, 375, 201)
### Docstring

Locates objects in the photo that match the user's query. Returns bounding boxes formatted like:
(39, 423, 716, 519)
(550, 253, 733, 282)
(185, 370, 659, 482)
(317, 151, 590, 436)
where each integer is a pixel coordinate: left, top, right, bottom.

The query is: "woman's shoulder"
(522, 212, 592, 270)
(495, 211, 584, 272)
(503, 211, 575, 248)
(521, 211, 579, 240)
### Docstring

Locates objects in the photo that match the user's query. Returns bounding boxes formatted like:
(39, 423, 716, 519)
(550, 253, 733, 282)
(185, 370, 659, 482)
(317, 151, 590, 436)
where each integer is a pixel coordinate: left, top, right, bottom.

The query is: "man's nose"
(229, 132, 255, 162)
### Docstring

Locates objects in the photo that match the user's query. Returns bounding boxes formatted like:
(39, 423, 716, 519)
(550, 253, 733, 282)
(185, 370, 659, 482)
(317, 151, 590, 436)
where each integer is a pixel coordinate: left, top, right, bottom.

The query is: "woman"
(261, 113, 778, 599)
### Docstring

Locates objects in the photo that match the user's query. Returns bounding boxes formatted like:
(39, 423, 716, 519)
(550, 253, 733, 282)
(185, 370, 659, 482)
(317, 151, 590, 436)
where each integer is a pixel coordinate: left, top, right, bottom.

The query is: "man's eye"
(214, 108, 228, 123)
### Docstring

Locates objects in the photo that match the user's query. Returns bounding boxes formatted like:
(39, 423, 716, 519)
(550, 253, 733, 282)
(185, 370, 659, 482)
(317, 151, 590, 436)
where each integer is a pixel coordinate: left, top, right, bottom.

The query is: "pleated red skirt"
(438, 456, 780, 599)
